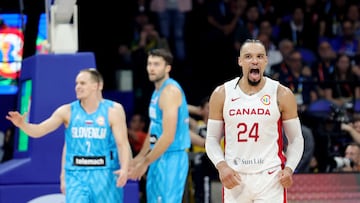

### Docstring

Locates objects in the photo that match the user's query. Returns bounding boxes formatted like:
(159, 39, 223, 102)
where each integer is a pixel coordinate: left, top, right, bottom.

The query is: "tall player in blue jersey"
(6, 68, 131, 203)
(129, 48, 191, 203)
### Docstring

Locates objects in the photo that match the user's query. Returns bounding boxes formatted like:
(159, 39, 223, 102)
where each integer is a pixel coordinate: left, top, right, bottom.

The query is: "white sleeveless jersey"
(223, 77, 286, 173)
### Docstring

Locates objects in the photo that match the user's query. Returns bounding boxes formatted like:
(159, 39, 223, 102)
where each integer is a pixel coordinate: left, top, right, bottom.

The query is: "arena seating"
(288, 173, 360, 203)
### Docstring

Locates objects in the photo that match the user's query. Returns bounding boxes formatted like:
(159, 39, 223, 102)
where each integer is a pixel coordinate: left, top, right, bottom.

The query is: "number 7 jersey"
(65, 99, 119, 170)
(223, 77, 286, 173)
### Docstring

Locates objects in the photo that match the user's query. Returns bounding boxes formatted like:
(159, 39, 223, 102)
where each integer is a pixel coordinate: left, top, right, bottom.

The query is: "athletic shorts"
(65, 169, 124, 203)
(146, 150, 189, 203)
(224, 165, 286, 203)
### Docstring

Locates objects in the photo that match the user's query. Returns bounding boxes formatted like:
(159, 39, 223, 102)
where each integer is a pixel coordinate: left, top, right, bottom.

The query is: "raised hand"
(6, 111, 27, 127)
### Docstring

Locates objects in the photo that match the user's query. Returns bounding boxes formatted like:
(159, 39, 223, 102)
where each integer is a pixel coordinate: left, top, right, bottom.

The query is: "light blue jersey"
(65, 99, 119, 170)
(64, 99, 123, 203)
(147, 78, 190, 203)
(148, 78, 191, 151)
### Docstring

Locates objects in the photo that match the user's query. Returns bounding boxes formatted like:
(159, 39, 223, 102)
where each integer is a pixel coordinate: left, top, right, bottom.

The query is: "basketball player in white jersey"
(205, 39, 304, 202)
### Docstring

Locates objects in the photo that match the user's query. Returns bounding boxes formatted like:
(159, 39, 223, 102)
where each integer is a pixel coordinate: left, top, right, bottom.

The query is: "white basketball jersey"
(223, 77, 286, 173)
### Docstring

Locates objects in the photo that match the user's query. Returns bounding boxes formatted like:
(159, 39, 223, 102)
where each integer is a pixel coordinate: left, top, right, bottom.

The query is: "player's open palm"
(6, 111, 26, 127)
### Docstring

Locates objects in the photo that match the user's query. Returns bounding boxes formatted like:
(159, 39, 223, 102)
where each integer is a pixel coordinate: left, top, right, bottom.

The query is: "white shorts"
(224, 165, 286, 203)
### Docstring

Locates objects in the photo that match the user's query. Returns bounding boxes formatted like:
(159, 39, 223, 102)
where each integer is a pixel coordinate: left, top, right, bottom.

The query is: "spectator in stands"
(131, 22, 169, 53)
(150, 0, 191, 62)
(116, 2, 153, 72)
(338, 142, 360, 172)
(301, 0, 323, 45)
(346, 3, 360, 41)
(319, 0, 348, 40)
(330, 19, 360, 59)
(278, 38, 296, 58)
(130, 6, 153, 50)
(278, 5, 318, 51)
(231, 0, 248, 24)
(256, 33, 282, 76)
(311, 40, 337, 99)
(206, 0, 243, 85)
(277, 49, 318, 111)
(128, 113, 148, 156)
(324, 53, 360, 107)
(258, 19, 280, 47)
(302, 0, 322, 40)
(344, 142, 360, 172)
(269, 39, 295, 80)
(255, 0, 290, 27)
(341, 115, 360, 144)
(233, 3, 263, 51)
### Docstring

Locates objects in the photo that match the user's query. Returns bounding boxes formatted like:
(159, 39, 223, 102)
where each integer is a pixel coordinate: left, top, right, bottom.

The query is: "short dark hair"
(347, 142, 360, 150)
(80, 68, 103, 84)
(352, 114, 360, 123)
(148, 48, 173, 65)
(239, 39, 266, 55)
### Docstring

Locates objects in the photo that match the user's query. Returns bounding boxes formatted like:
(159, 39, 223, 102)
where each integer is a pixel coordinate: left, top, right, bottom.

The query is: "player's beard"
(150, 73, 166, 83)
(247, 68, 261, 86)
(248, 77, 261, 86)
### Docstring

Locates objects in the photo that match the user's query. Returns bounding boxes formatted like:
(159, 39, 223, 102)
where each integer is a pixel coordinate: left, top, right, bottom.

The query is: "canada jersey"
(223, 77, 286, 173)
(65, 100, 119, 170)
(148, 78, 191, 151)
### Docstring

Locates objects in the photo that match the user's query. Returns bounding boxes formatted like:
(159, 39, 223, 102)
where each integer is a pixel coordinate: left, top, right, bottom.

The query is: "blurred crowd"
(2, 0, 360, 175)
(115, 0, 360, 174)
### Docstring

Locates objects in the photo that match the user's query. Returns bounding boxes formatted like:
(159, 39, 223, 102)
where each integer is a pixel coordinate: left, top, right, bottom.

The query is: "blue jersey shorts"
(65, 169, 124, 203)
(146, 150, 189, 203)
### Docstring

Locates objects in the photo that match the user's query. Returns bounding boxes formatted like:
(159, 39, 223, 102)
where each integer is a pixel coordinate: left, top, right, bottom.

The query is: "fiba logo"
(261, 95, 271, 105)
